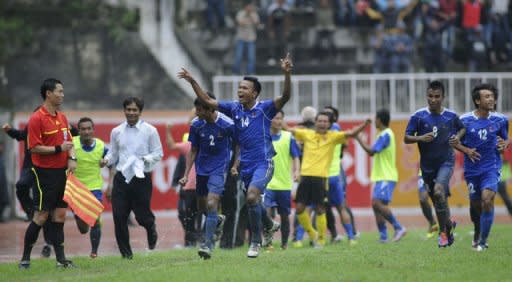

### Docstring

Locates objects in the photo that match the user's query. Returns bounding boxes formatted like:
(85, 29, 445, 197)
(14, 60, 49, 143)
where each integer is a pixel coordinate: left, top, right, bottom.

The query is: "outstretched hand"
(280, 53, 293, 73)
(2, 123, 11, 133)
(177, 68, 194, 83)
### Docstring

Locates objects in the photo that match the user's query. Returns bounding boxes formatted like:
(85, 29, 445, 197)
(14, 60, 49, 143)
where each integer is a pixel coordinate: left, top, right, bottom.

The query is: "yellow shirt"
(294, 128, 346, 177)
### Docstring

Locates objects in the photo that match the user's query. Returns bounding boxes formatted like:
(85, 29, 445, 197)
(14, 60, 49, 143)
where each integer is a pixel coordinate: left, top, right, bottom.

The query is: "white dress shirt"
(105, 120, 163, 181)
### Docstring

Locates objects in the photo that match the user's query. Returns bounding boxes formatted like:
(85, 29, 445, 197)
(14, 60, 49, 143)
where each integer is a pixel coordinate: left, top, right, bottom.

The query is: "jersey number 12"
(478, 129, 487, 140)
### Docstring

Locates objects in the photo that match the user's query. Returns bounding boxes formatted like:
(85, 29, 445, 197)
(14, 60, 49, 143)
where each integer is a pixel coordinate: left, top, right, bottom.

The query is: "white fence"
(213, 73, 512, 119)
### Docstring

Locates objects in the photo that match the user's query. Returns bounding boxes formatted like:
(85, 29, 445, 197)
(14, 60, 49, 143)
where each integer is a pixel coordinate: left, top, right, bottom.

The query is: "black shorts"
(295, 176, 328, 206)
(32, 167, 67, 211)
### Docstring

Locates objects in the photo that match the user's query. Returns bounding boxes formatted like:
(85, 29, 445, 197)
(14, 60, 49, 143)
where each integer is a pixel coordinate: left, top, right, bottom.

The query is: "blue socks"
(205, 211, 218, 249)
(378, 222, 387, 241)
(388, 214, 402, 231)
(479, 209, 494, 244)
(343, 223, 355, 240)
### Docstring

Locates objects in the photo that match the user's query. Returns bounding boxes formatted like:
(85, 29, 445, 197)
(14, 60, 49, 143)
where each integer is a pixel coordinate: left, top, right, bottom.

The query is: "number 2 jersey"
(189, 112, 235, 176)
(460, 111, 509, 177)
(405, 107, 464, 173)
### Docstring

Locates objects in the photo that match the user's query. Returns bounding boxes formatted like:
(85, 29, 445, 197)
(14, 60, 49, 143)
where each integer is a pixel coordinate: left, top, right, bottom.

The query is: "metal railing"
(213, 73, 512, 119)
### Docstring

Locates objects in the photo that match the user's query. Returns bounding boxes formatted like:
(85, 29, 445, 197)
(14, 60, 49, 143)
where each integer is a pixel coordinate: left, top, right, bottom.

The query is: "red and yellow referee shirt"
(27, 106, 71, 168)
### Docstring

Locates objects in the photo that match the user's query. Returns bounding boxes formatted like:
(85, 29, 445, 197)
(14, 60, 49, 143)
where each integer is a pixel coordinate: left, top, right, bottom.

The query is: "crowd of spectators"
(184, 0, 512, 74)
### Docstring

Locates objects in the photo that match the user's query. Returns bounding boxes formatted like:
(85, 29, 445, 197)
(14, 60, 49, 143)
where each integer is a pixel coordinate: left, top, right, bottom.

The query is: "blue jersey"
(405, 107, 464, 172)
(460, 111, 508, 177)
(189, 112, 235, 176)
(218, 100, 277, 163)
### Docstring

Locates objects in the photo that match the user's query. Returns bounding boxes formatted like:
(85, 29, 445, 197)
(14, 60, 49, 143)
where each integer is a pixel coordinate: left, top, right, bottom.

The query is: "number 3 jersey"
(460, 111, 509, 177)
(405, 107, 464, 172)
(189, 112, 235, 176)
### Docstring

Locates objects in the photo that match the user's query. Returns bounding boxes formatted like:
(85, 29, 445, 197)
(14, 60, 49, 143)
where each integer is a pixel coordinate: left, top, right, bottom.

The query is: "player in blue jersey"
(178, 53, 293, 258)
(454, 84, 509, 251)
(404, 80, 465, 248)
(179, 93, 235, 259)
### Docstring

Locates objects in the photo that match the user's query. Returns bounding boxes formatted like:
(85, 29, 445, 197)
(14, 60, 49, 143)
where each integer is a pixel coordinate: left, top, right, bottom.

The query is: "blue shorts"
(263, 190, 291, 215)
(465, 171, 500, 201)
(372, 181, 396, 204)
(240, 160, 274, 192)
(91, 190, 103, 203)
(328, 175, 345, 206)
(196, 174, 225, 197)
(421, 160, 454, 197)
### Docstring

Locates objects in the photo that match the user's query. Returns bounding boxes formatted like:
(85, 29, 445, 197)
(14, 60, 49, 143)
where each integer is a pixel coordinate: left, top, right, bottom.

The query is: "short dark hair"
(323, 106, 339, 122)
(316, 111, 334, 125)
(40, 78, 62, 100)
(243, 76, 261, 94)
(77, 117, 94, 129)
(123, 97, 144, 111)
(194, 92, 216, 110)
(427, 80, 445, 96)
(472, 83, 498, 108)
(376, 108, 390, 127)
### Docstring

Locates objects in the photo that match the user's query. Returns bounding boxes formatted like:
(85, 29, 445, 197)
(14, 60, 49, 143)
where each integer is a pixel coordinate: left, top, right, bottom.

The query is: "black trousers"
(112, 172, 155, 257)
(177, 189, 200, 247)
(16, 167, 34, 215)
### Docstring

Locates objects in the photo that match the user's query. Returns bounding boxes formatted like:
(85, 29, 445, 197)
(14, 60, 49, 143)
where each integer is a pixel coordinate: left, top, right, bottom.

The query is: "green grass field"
(2, 224, 512, 282)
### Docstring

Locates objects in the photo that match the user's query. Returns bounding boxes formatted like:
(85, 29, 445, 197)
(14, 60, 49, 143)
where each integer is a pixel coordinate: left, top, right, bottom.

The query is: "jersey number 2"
(209, 135, 215, 146)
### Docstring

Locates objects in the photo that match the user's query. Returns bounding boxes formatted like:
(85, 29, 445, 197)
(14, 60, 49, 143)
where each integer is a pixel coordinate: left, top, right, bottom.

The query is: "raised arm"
(3, 124, 27, 141)
(273, 53, 293, 110)
(178, 68, 218, 109)
(344, 119, 372, 138)
(165, 124, 178, 150)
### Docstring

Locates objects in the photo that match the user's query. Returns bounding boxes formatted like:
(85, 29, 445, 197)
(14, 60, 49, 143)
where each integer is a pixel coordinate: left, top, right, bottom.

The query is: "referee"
(102, 97, 163, 259)
(19, 78, 76, 269)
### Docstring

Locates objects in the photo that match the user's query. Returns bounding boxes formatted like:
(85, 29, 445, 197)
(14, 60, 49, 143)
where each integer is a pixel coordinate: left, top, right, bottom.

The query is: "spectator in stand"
(233, 1, 260, 75)
(314, 0, 337, 61)
(335, 0, 357, 26)
(422, 17, 451, 72)
(438, 0, 458, 56)
(468, 24, 488, 72)
(267, 0, 291, 66)
(461, 0, 481, 42)
(486, 0, 511, 65)
(365, 0, 419, 31)
(371, 25, 391, 73)
(389, 21, 413, 73)
(206, 0, 226, 30)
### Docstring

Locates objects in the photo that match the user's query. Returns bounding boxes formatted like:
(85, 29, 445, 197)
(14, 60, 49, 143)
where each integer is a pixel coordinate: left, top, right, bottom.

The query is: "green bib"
(268, 131, 293, 190)
(73, 136, 104, 190)
(370, 128, 398, 182)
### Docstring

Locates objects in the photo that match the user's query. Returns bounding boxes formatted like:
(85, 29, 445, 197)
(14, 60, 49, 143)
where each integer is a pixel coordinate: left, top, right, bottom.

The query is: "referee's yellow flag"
(63, 174, 104, 226)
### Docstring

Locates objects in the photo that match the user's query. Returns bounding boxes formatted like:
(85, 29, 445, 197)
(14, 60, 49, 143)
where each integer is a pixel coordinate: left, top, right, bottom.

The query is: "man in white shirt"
(102, 97, 163, 259)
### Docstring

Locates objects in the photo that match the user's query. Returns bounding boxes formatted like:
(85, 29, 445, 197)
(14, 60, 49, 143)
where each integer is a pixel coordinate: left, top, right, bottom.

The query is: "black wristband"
(55, 145, 62, 154)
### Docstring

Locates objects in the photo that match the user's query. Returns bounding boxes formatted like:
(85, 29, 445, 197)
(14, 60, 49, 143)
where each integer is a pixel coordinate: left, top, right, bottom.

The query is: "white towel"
(121, 155, 145, 183)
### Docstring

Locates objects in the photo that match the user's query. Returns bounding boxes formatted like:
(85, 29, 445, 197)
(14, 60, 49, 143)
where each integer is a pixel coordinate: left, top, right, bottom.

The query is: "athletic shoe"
(280, 243, 288, 250)
(213, 214, 226, 243)
(122, 254, 133, 260)
(438, 232, 449, 248)
(447, 221, 457, 246)
(56, 260, 75, 268)
(332, 234, 344, 243)
(247, 243, 260, 258)
(348, 239, 358, 246)
(90, 253, 98, 259)
(317, 239, 326, 247)
(472, 240, 488, 250)
(41, 245, 52, 258)
(262, 221, 280, 248)
(18, 260, 30, 270)
(198, 245, 212, 260)
(292, 240, 303, 248)
(426, 223, 439, 239)
(392, 227, 407, 242)
(354, 231, 362, 239)
(475, 243, 489, 252)
(147, 225, 158, 250)
(379, 238, 389, 244)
